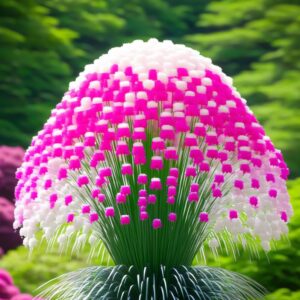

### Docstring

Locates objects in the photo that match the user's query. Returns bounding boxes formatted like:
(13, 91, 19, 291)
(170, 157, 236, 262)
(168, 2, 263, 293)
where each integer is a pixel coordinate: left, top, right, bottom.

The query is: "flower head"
(14, 39, 292, 266)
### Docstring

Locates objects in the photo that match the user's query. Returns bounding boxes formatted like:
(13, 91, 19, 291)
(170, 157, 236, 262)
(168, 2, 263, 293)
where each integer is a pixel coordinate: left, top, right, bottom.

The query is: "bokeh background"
(0, 0, 299, 298)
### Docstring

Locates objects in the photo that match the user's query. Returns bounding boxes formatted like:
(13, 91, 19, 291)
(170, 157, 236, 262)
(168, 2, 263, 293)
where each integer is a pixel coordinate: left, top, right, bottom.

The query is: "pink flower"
(120, 215, 130, 225)
(152, 218, 162, 229)
(105, 207, 115, 217)
(229, 210, 238, 220)
(199, 212, 209, 223)
(168, 213, 177, 222)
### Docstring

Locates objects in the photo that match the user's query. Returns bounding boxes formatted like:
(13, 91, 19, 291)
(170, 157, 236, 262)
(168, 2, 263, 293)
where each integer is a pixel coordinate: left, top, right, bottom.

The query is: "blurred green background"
(0, 0, 299, 298)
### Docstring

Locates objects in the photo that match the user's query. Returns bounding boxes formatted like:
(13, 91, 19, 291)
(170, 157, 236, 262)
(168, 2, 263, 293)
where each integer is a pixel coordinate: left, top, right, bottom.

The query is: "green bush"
(0, 243, 112, 295)
(266, 289, 300, 300)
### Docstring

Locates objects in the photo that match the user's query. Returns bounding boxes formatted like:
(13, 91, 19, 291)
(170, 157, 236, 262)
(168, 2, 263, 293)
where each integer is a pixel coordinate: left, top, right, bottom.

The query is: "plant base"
(39, 265, 266, 299)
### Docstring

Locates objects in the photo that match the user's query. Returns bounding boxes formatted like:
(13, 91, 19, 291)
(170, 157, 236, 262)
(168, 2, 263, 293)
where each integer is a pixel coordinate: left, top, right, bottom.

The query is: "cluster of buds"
(14, 39, 291, 254)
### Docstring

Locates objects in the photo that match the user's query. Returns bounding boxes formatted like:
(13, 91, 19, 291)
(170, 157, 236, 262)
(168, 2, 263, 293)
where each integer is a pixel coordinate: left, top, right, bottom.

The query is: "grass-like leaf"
(38, 265, 266, 299)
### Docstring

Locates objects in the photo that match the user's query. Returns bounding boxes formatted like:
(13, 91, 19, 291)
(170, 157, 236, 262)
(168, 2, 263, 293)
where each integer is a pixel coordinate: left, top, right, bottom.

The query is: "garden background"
(0, 0, 299, 298)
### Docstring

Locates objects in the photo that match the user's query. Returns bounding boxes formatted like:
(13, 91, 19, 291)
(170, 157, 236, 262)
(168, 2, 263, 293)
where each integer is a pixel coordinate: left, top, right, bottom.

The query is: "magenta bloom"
(13, 38, 293, 300)
(152, 218, 162, 229)
(14, 38, 291, 259)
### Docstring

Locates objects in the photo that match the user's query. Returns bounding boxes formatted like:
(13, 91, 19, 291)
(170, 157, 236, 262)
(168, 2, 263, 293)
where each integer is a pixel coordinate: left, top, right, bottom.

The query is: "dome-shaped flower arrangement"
(14, 39, 292, 299)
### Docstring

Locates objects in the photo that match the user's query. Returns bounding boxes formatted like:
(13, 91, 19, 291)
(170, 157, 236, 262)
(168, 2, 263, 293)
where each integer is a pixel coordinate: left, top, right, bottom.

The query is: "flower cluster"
(0, 146, 24, 202)
(14, 39, 291, 257)
(0, 146, 24, 253)
(0, 197, 22, 253)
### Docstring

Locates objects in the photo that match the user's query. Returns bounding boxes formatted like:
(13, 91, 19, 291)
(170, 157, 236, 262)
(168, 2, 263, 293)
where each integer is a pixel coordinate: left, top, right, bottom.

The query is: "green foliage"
(0, 0, 78, 146)
(40, 0, 208, 69)
(0, 245, 97, 295)
(39, 0, 125, 71)
(266, 289, 300, 300)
